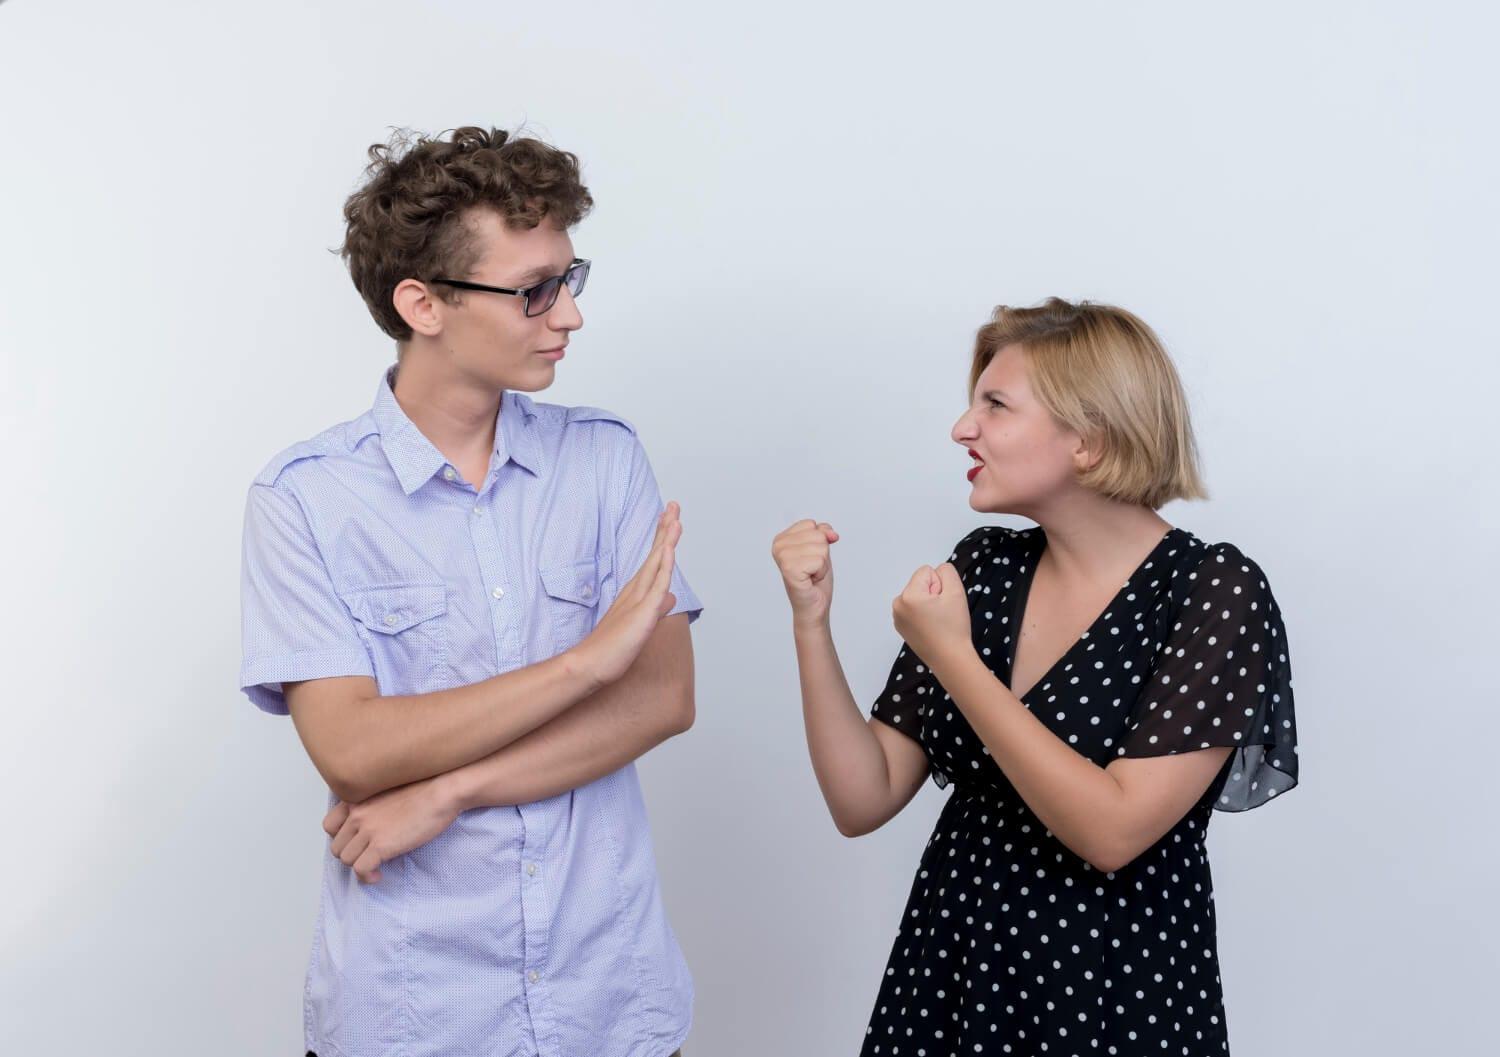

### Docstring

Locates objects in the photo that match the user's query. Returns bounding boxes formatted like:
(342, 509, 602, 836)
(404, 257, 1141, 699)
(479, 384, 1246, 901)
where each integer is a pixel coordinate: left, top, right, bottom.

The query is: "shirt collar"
(498, 389, 543, 478)
(369, 367, 543, 496)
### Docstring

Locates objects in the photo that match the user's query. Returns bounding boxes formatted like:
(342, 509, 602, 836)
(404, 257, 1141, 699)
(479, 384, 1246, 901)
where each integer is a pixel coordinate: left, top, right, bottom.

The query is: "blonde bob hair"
(969, 298, 1208, 510)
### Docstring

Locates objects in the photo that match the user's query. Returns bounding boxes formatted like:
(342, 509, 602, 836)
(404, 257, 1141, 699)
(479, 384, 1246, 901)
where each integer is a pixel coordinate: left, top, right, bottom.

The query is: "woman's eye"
(987, 398, 1005, 409)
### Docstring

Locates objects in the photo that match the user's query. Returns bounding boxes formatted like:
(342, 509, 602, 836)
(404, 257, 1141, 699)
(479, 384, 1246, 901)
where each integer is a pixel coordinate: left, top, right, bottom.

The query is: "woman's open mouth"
(967, 449, 984, 482)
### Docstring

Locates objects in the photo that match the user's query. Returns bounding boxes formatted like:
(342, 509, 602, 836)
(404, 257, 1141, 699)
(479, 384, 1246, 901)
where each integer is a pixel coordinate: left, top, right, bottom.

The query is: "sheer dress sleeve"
(1118, 543, 1298, 811)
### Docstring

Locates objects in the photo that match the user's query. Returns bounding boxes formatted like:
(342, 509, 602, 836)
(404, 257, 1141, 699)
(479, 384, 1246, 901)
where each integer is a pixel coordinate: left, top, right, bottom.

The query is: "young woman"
(772, 298, 1297, 1056)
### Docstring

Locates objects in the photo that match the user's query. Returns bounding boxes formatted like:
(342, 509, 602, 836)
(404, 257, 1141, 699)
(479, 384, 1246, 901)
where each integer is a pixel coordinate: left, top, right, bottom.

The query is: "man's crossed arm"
(283, 506, 693, 882)
(307, 614, 692, 883)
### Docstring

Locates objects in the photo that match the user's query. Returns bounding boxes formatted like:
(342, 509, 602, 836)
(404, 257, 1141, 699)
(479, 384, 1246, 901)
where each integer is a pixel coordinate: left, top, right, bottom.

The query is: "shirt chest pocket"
(539, 554, 610, 651)
(341, 583, 450, 693)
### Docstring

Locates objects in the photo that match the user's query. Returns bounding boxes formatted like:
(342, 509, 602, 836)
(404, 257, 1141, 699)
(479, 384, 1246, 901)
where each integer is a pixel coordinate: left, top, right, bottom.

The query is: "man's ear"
(393, 278, 445, 338)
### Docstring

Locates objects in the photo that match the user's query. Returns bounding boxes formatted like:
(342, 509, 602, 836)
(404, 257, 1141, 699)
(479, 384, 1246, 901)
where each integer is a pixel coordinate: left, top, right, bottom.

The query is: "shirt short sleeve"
(239, 482, 374, 714)
(870, 526, 996, 775)
(611, 434, 702, 623)
(1118, 543, 1298, 811)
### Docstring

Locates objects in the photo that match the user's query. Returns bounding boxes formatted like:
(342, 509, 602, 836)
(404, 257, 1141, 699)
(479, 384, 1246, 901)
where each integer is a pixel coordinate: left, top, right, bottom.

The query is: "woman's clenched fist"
(771, 519, 841, 629)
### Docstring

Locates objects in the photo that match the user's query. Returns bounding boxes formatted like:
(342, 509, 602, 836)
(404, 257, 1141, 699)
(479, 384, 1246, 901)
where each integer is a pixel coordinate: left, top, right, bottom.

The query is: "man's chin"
(492, 361, 557, 394)
(518, 362, 558, 392)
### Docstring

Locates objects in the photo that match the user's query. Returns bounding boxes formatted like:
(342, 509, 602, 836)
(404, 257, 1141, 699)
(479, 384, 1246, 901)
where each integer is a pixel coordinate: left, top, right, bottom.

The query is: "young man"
(239, 127, 700, 1057)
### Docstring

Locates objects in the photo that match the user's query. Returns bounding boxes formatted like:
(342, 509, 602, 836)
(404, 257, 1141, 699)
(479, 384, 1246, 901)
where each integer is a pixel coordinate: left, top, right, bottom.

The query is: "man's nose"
(547, 286, 583, 330)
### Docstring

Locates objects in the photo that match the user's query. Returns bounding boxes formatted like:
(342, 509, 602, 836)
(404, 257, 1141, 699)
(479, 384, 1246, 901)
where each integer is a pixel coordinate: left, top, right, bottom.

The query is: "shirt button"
(442, 467, 456, 481)
(580, 584, 593, 599)
(472, 506, 483, 515)
(492, 586, 505, 600)
(527, 970, 539, 984)
(526, 862, 537, 877)
(383, 614, 398, 626)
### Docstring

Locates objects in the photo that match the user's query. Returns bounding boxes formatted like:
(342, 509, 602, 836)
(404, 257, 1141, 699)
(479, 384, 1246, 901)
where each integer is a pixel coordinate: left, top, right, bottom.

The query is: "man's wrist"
(429, 766, 472, 814)
(559, 641, 607, 697)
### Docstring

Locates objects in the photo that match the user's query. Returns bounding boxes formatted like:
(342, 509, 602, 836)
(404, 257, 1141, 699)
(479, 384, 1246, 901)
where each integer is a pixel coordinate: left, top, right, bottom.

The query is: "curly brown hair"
(339, 126, 594, 341)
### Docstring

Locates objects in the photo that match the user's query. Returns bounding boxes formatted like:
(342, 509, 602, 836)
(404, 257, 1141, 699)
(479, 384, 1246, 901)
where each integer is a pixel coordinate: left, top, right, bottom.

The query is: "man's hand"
(569, 502, 682, 689)
(323, 775, 462, 884)
(891, 562, 975, 677)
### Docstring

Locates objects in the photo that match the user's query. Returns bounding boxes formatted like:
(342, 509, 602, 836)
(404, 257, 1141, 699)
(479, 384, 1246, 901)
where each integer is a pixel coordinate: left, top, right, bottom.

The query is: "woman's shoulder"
(947, 523, 1041, 581)
(1166, 530, 1278, 606)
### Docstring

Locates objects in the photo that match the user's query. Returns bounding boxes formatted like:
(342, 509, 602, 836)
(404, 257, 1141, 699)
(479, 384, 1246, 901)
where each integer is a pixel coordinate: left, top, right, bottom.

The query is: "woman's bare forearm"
(793, 619, 924, 836)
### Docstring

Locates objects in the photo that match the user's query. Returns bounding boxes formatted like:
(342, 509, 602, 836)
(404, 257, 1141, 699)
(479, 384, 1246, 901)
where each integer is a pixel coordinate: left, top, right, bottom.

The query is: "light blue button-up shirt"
(239, 367, 702, 1057)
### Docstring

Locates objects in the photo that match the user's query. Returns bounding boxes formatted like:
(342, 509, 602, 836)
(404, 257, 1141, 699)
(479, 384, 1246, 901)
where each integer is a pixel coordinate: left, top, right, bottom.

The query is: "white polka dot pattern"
(865, 525, 1298, 1055)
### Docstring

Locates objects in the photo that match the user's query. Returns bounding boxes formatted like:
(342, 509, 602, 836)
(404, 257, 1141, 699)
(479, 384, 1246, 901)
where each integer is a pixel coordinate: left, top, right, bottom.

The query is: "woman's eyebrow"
(983, 389, 1011, 400)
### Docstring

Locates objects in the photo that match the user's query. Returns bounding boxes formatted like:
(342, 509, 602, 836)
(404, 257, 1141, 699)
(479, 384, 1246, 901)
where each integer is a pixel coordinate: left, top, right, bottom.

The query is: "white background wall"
(3, 1, 1496, 1053)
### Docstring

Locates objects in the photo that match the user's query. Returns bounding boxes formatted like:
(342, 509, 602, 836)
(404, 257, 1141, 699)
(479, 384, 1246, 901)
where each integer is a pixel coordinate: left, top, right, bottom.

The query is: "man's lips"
(537, 345, 567, 361)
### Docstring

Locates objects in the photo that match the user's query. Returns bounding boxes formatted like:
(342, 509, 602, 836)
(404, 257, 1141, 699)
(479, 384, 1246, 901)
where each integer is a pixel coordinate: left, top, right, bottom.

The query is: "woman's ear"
(1072, 432, 1105, 474)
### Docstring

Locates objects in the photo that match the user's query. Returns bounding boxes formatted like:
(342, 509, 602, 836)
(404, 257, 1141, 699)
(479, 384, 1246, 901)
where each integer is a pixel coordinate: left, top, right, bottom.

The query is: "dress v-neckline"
(1006, 527, 1182, 702)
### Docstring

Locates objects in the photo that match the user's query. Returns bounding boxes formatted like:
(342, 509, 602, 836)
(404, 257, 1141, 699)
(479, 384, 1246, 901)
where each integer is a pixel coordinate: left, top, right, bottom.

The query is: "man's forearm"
(292, 648, 605, 803)
(442, 614, 694, 810)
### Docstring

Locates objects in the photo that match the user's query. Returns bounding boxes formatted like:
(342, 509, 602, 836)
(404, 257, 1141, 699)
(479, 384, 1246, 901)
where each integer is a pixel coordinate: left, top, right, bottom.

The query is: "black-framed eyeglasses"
(429, 258, 590, 318)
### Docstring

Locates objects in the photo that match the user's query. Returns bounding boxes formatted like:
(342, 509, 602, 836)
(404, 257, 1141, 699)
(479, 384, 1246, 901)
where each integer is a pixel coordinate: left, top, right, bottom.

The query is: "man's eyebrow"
(509, 261, 571, 286)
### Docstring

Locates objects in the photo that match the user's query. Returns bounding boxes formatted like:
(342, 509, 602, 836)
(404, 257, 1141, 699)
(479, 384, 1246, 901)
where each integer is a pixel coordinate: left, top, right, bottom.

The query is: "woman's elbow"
(1085, 837, 1142, 875)
(835, 816, 871, 839)
(832, 805, 886, 839)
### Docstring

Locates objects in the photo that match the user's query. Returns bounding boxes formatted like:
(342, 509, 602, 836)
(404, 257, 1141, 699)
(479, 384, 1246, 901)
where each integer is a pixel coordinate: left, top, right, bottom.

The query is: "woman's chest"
(924, 619, 1164, 773)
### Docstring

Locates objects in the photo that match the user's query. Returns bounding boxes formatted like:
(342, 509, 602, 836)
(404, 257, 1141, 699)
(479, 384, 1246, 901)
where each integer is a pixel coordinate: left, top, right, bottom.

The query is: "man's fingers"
(639, 523, 679, 600)
(330, 817, 358, 857)
(626, 514, 680, 604)
(619, 509, 671, 604)
(650, 540, 677, 601)
(640, 513, 666, 572)
(647, 503, 677, 557)
(338, 830, 371, 868)
(323, 802, 349, 837)
(353, 845, 384, 883)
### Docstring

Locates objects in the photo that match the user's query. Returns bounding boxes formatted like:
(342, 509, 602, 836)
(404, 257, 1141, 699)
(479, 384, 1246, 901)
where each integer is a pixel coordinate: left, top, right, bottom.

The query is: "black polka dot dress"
(865, 525, 1297, 1057)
